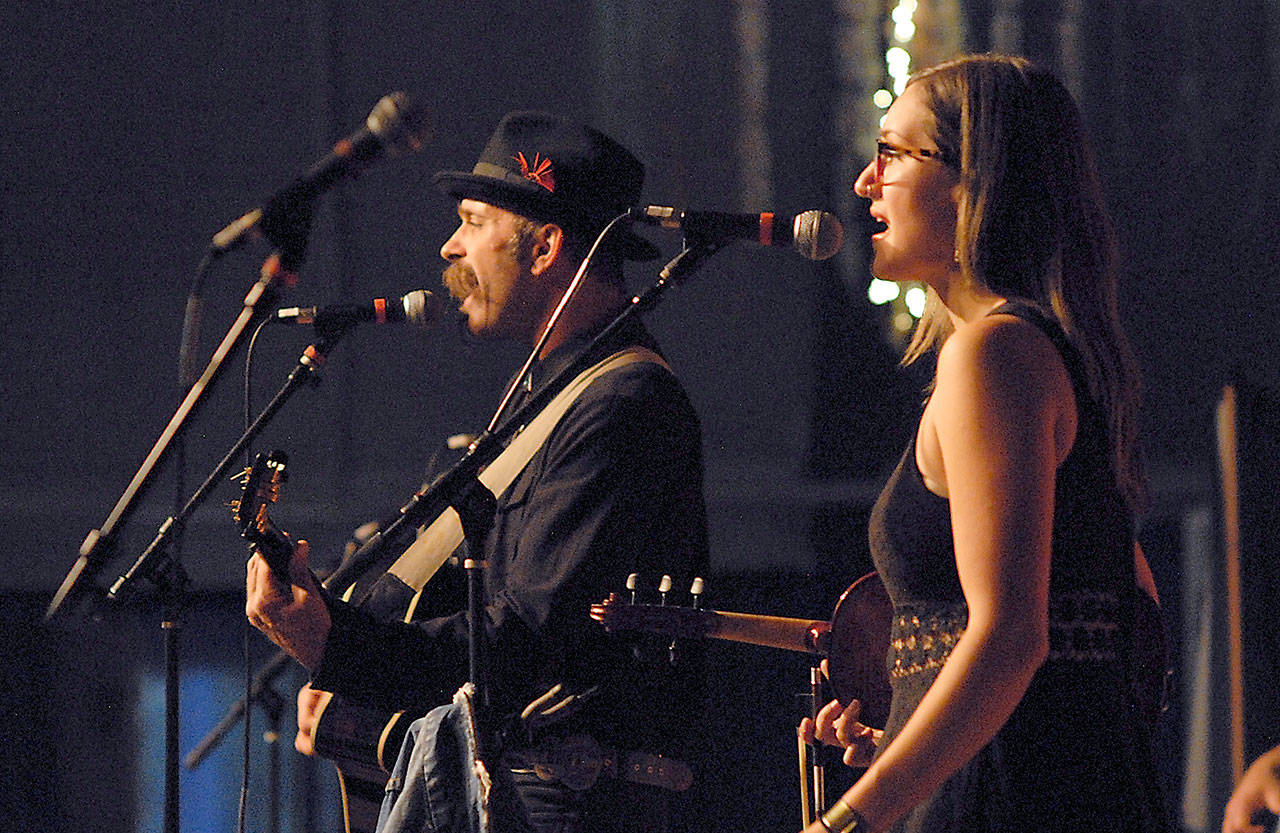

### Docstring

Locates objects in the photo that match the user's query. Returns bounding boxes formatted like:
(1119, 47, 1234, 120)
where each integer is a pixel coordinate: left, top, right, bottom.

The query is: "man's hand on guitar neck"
(246, 539, 332, 672)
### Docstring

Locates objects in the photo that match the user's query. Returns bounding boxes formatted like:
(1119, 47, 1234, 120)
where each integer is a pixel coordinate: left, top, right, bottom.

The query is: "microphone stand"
(44, 254, 296, 621)
(184, 653, 293, 770)
(106, 315, 354, 602)
(799, 661, 826, 828)
(157, 248, 213, 833)
(452, 480, 497, 762)
(43, 253, 300, 833)
(188, 674, 287, 833)
(126, 319, 355, 832)
(260, 684, 287, 833)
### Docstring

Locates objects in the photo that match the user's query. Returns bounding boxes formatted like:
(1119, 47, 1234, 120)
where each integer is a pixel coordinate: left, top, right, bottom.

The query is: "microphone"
(629, 206, 844, 261)
(211, 92, 432, 256)
(275, 290, 443, 329)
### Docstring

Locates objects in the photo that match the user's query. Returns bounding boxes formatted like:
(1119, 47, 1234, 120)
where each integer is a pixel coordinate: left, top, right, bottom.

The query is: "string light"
(883, 0, 920, 101)
(868, 278, 900, 305)
(866, 0, 927, 334)
(891, 0, 919, 42)
(904, 285, 927, 317)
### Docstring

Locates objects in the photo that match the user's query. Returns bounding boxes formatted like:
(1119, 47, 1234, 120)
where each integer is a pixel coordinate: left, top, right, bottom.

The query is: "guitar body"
(334, 767, 383, 833)
(826, 572, 894, 730)
(308, 565, 466, 833)
(312, 690, 412, 833)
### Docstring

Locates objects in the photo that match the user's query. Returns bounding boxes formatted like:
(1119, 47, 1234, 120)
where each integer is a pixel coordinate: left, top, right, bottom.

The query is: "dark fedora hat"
(432, 111, 658, 261)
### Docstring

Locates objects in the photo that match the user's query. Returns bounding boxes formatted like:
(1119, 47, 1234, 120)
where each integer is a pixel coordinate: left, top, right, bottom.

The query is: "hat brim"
(432, 170, 660, 262)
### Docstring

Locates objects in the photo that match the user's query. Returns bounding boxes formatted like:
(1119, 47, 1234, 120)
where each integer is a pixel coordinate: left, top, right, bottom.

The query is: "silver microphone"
(629, 206, 844, 260)
(275, 289, 442, 328)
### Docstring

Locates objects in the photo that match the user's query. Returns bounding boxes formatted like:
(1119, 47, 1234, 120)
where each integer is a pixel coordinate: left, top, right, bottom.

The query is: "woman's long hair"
(902, 54, 1145, 513)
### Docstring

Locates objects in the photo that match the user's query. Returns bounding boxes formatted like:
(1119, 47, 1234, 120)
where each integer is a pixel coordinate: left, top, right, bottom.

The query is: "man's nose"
(440, 228, 464, 260)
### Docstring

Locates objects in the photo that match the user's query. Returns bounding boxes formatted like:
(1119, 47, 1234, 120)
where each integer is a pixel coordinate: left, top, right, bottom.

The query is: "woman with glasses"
(799, 54, 1167, 833)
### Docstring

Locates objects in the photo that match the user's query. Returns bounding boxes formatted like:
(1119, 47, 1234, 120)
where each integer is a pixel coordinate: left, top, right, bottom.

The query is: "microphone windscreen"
(369, 92, 432, 155)
(402, 289, 445, 326)
(793, 210, 844, 261)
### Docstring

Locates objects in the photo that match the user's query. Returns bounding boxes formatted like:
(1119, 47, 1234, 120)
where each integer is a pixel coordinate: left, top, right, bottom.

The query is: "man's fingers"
(289, 539, 311, 586)
(816, 698, 846, 725)
(245, 553, 270, 622)
(295, 727, 316, 757)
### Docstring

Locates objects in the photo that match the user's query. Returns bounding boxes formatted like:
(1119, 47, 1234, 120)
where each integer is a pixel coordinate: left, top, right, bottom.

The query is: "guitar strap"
(386, 346, 669, 597)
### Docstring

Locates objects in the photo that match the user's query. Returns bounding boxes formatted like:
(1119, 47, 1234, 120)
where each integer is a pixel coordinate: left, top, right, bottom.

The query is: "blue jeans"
(377, 688, 491, 833)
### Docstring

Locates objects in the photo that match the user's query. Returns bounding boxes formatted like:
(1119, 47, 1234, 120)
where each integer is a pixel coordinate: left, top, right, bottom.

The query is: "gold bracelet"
(819, 799, 866, 833)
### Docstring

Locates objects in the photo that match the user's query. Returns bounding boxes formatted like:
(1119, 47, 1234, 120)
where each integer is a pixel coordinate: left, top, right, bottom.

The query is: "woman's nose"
(852, 159, 877, 198)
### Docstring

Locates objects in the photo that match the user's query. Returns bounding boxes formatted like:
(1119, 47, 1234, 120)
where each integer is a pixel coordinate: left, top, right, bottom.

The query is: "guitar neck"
(592, 596, 830, 656)
(695, 609, 829, 654)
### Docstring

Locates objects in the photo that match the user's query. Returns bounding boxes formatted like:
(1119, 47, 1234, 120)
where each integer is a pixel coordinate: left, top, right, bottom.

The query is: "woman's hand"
(799, 697, 882, 769)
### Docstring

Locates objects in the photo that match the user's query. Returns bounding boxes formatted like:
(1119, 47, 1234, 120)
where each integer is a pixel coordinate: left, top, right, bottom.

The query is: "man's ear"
(528, 223, 565, 276)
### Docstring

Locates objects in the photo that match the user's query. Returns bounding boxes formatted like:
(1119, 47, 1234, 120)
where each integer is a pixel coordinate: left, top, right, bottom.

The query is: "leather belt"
(505, 733, 693, 793)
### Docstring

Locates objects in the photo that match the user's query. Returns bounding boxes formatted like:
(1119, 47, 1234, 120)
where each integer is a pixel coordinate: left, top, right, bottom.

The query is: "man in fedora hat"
(246, 111, 708, 833)
(432, 110, 660, 350)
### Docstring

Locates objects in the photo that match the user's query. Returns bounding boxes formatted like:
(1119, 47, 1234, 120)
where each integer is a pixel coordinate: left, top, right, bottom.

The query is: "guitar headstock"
(589, 593, 714, 640)
(230, 450, 293, 579)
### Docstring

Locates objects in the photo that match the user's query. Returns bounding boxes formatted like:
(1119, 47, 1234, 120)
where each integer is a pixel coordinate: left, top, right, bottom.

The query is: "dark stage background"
(2, 2, 1277, 832)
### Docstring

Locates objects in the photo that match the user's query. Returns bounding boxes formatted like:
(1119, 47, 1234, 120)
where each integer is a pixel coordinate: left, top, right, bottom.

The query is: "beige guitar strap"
(387, 346, 668, 596)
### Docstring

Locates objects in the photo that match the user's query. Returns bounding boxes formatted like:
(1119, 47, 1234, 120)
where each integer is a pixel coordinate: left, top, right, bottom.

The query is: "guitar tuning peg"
(231, 466, 251, 483)
(689, 576, 705, 609)
(658, 574, 673, 605)
(626, 572, 639, 604)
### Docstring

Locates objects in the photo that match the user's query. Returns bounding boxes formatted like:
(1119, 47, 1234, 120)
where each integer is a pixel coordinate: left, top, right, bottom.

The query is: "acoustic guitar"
(591, 571, 1171, 735)
(590, 571, 893, 728)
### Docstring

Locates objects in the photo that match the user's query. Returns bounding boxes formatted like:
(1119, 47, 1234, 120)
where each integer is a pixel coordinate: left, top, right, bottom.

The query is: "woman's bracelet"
(818, 798, 867, 833)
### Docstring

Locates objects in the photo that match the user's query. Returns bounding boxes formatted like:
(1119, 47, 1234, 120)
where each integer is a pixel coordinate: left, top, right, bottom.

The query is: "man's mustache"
(442, 261, 478, 301)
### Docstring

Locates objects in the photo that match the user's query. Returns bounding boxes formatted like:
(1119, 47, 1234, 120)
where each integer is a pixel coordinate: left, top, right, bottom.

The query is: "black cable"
(238, 314, 274, 833)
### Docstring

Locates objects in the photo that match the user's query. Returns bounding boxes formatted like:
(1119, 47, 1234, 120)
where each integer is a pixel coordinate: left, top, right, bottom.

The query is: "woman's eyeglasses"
(873, 139, 951, 181)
